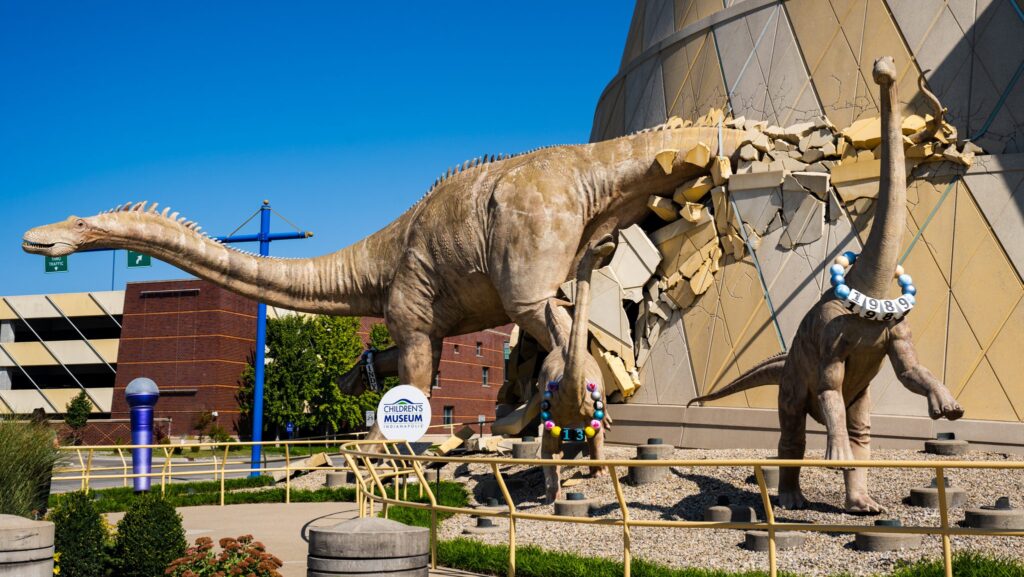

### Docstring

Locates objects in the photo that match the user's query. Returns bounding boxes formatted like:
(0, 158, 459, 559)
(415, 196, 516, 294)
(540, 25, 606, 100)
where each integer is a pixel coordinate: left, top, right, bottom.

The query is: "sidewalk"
(107, 502, 485, 577)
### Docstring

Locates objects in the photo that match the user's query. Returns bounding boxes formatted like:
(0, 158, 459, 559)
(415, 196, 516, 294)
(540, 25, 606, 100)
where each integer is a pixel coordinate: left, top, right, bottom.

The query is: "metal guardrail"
(54, 436, 1024, 577)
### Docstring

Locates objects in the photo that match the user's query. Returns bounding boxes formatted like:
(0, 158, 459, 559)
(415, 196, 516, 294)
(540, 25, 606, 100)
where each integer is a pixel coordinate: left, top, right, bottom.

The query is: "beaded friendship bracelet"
(830, 251, 916, 321)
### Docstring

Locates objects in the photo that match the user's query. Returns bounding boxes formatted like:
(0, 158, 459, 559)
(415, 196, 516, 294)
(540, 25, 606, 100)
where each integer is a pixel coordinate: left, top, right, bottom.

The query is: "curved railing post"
(935, 466, 953, 577)
(490, 462, 517, 577)
(608, 465, 631, 577)
(754, 465, 777, 577)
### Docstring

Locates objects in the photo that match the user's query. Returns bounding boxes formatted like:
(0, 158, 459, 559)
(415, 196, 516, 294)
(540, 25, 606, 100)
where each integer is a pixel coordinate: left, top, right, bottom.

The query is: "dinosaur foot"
(845, 493, 886, 515)
(928, 388, 964, 421)
(588, 466, 607, 478)
(778, 490, 807, 510)
(825, 439, 856, 470)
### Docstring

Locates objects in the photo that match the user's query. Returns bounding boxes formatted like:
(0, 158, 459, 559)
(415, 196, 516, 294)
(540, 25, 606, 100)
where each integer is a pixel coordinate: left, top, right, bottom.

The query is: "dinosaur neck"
(846, 80, 906, 299)
(93, 213, 394, 316)
(563, 253, 595, 397)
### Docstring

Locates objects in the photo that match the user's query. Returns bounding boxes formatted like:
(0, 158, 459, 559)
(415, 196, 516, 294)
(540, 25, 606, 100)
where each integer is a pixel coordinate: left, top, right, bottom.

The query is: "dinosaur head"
(872, 56, 897, 85)
(23, 201, 208, 258)
(22, 215, 105, 256)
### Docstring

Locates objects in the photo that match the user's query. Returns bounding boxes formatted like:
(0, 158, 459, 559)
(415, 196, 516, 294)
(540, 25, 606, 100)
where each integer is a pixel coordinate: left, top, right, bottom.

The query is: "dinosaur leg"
(888, 323, 963, 420)
(541, 434, 562, 504)
(818, 359, 855, 464)
(843, 390, 884, 514)
(777, 372, 808, 510)
(588, 431, 606, 477)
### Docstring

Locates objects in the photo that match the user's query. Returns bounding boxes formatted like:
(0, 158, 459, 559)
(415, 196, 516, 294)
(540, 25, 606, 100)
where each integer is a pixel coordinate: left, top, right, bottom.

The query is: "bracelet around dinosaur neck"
(830, 251, 917, 321)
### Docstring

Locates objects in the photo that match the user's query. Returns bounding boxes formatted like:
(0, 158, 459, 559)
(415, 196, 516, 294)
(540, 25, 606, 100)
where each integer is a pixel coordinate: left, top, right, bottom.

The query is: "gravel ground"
(425, 446, 1024, 576)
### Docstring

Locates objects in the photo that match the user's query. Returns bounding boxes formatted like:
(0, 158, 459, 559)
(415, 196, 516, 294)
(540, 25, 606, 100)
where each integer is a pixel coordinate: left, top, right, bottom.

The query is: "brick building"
(1, 278, 511, 441)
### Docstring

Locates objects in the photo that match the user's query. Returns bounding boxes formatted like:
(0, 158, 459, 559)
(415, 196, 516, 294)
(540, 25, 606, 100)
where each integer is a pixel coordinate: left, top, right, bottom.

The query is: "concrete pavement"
(106, 502, 486, 577)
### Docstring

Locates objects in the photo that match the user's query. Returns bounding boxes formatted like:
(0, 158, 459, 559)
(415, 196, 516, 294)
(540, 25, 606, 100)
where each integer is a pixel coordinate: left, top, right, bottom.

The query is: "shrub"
(63, 391, 93, 446)
(0, 417, 60, 518)
(49, 491, 109, 577)
(166, 535, 283, 577)
(112, 493, 187, 577)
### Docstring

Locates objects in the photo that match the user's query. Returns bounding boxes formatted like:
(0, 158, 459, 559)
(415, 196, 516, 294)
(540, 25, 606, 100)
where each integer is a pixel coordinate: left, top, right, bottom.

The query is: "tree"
(64, 390, 92, 445)
(239, 315, 377, 436)
(368, 322, 400, 389)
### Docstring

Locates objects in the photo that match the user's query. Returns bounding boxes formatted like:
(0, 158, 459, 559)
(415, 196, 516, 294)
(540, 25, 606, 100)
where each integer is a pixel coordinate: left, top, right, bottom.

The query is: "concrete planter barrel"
(0, 515, 54, 577)
(308, 517, 429, 577)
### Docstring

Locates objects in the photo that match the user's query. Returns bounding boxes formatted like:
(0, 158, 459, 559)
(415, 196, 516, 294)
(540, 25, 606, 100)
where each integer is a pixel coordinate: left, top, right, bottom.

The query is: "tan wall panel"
(3, 295, 57, 319)
(955, 358, 1019, 422)
(43, 388, 83, 413)
(986, 298, 1024, 419)
(0, 300, 14, 321)
(0, 389, 56, 413)
(87, 388, 114, 413)
(1, 342, 53, 366)
(89, 291, 125, 316)
(49, 293, 103, 317)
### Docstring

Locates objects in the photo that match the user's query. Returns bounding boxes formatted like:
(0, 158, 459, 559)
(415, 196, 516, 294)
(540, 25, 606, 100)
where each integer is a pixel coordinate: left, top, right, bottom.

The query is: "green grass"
(375, 481, 470, 527)
(437, 542, 1024, 577)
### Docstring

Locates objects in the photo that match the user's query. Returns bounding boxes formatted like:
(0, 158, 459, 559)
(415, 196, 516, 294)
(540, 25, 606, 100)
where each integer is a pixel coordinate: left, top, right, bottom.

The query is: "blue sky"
(0, 1, 633, 295)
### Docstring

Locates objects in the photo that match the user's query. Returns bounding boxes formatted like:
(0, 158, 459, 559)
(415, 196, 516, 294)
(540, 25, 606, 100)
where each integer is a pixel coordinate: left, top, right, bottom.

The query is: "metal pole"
(250, 200, 271, 475)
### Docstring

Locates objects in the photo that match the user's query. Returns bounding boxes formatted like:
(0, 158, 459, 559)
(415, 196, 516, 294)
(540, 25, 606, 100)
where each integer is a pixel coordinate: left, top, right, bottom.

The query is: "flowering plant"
(165, 535, 283, 577)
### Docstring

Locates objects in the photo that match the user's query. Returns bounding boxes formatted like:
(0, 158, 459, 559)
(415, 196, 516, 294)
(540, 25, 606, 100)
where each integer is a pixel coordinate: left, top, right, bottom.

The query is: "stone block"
(587, 267, 632, 352)
(800, 148, 824, 163)
(654, 149, 677, 174)
(842, 116, 881, 149)
(739, 144, 759, 161)
(684, 142, 711, 168)
(791, 172, 831, 199)
(650, 210, 717, 276)
(436, 426, 476, 455)
(673, 175, 714, 204)
(781, 195, 824, 249)
(728, 170, 785, 192)
(744, 530, 805, 551)
(609, 225, 662, 303)
(679, 202, 704, 223)
(0, 515, 53, 577)
(308, 517, 429, 577)
(710, 156, 732, 186)
(731, 183, 783, 236)
(647, 196, 679, 221)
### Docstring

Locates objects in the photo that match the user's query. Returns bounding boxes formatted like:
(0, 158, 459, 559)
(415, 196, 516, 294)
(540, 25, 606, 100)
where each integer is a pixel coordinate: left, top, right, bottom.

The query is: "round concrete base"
(0, 515, 54, 577)
(855, 532, 922, 552)
(325, 471, 357, 487)
(308, 517, 429, 577)
(511, 441, 540, 460)
(963, 507, 1024, 530)
(704, 504, 757, 523)
(909, 487, 967, 509)
(748, 466, 779, 490)
(636, 444, 673, 459)
(628, 466, 667, 485)
(463, 519, 505, 535)
(554, 499, 595, 517)
(924, 439, 970, 456)
(744, 530, 805, 551)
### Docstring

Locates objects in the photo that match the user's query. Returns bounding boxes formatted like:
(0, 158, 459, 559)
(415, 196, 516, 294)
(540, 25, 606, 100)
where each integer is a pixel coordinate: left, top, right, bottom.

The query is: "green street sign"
(44, 256, 68, 273)
(127, 251, 151, 268)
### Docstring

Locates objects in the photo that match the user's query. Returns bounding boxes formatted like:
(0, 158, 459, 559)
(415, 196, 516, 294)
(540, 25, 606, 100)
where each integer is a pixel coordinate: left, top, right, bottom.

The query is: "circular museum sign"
(376, 385, 432, 441)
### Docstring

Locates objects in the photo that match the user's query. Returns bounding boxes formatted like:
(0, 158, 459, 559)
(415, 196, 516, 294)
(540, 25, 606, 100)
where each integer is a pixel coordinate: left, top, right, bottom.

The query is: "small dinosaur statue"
(536, 235, 615, 503)
(687, 57, 964, 514)
(23, 122, 753, 401)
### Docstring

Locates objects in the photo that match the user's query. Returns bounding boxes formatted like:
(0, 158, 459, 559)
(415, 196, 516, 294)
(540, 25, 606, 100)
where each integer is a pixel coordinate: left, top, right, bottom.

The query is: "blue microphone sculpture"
(125, 377, 160, 492)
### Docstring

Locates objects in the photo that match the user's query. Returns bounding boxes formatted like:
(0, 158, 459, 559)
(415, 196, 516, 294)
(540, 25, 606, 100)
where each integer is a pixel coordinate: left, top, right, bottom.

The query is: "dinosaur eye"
(75, 219, 86, 228)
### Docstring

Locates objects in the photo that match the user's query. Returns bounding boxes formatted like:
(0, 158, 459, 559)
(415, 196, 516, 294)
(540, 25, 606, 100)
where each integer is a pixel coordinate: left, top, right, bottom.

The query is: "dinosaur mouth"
(21, 239, 75, 256)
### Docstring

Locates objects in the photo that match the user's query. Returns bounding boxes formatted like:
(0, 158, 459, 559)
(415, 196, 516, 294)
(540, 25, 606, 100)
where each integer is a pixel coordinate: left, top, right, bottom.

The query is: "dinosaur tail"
(686, 352, 788, 407)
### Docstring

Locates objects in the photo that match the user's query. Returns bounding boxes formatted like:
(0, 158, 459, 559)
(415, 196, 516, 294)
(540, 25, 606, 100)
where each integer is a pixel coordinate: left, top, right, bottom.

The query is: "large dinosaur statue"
(22, 122, 753, 398)
(687, 57, 964, 514)
(537, 235, 615, 503)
